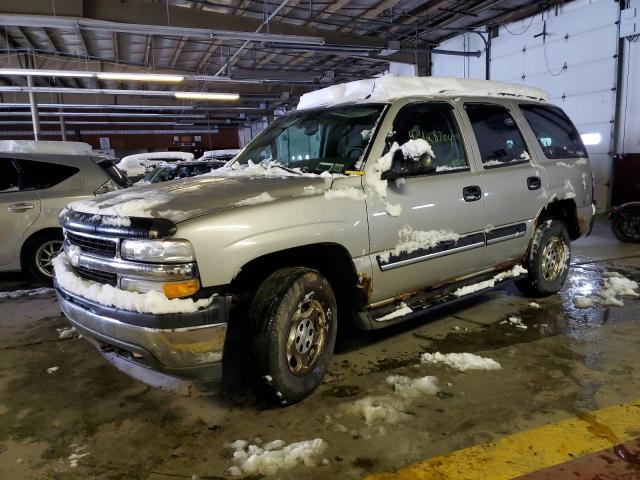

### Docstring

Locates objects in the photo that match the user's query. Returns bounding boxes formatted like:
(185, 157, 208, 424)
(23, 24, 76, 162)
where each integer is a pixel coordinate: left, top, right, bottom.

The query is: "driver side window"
(389, 102, 469, 175)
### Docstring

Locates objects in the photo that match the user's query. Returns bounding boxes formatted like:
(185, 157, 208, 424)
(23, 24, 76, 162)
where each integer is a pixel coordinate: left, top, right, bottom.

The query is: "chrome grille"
(66, 231, 117, 258)
(74, 265, 118, 287)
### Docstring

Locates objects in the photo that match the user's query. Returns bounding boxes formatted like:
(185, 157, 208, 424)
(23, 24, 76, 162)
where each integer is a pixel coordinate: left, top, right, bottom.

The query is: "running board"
(355, 266, 527, 331)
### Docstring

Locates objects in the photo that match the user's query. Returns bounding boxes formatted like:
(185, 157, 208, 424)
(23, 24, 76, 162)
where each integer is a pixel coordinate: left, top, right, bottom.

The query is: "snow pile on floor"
(57, 326, 78, 339)
(453, 265, 527, 297)
(502, 316, 527, 330)
(46, 366, 59, 374)
(597, 272, 639, 307)
(53, 254, 212, 314)
(420, 352, 501, 372)
(529, 302, 541, 309)
(68, 444, 89, 468)
(379, 226, 460, 262)
(323, 187, 367, 201)
(224, 438, 328, 477)
(376, 302, 413, 322)
(0, 287, 54, 299)
(344, 374, 439, 425)
(573, 296, 597, 309)
(234, 192, 275, 206)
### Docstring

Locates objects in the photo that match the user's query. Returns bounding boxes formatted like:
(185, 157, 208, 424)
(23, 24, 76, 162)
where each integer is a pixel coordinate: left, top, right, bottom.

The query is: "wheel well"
(538, 200, 580, 240)
(229, 243, 364, 324)
(20, 228, 63, 267)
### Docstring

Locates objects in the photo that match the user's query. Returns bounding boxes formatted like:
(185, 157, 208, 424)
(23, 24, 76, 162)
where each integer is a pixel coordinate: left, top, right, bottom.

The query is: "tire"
(611, 209, 640, 243)
(516, 219, 571, 297)
(248, 267, 337, 404)
(22, 231, 64, 285)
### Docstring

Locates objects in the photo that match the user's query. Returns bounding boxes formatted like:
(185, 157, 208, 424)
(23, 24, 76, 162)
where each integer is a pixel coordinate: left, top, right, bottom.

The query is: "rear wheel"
(248, 267, 337, 404)
(611, 207, 640, 243)
(23, 231, 64, 284)
(516, 219, 571, 297)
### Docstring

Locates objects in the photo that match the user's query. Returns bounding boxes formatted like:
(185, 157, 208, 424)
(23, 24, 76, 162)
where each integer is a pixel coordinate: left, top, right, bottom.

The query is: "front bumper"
(56, 284, 230, 387)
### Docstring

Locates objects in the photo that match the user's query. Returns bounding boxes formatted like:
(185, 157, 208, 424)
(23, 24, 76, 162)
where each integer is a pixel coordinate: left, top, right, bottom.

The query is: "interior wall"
(432, 0, 622, 211)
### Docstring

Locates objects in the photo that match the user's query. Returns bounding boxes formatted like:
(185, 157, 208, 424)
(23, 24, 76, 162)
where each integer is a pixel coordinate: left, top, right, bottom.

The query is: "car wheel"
(611, 209, 640, 243)
(248, 267, 337, 404)
(23, 231, 64, 284)
(516, 219, 571, 297)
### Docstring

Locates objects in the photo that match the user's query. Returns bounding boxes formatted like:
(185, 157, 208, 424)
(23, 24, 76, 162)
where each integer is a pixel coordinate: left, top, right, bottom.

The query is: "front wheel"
(516, 219, 571, 297)
(23, 231, 64, 284)
(248, 267, 337, 404)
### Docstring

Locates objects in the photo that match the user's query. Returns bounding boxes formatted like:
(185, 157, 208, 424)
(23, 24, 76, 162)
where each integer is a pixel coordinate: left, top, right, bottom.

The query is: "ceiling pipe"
(0, 86, 240, 100)
(0, 13, 325, 46)
(0, 104, 265, 111)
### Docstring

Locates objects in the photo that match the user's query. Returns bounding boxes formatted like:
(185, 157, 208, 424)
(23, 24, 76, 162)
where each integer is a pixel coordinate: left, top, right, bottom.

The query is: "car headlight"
(120, 239, 195, 263)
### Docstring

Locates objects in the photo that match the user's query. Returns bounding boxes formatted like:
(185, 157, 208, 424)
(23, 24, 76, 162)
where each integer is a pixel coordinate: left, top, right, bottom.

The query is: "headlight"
(120, 239, 195, 263)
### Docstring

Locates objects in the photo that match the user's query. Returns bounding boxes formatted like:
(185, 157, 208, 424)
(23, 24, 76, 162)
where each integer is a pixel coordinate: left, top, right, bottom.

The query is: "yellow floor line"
(365, 400, 640, 480)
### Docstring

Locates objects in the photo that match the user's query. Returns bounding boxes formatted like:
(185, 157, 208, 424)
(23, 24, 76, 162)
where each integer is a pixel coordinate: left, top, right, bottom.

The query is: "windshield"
(144, 166, 175, 183)
(233, 104, 385, 174)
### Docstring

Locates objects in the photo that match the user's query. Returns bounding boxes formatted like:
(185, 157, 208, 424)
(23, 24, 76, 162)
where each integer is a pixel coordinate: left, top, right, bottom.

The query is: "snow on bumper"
(54, 253, 230, 384)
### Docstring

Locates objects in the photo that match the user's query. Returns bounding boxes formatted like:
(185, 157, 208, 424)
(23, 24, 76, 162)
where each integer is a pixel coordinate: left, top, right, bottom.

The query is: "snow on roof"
(120, 151, 194, 163)
(0, 140, 94, 156)
(297, 75, 549, 110)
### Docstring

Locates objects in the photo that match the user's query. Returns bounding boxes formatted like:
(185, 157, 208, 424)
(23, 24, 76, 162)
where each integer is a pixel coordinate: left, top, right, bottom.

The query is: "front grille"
(66, 231, 117, 258)
(74, 265, 118, 287)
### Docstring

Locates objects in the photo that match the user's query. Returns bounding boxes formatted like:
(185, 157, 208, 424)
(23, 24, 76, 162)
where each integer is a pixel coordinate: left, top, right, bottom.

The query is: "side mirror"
(381, 148, 435, 180)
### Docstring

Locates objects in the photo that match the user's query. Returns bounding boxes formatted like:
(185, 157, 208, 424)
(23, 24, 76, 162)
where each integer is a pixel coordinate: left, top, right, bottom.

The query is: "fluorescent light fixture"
(581, 132, 601, 146)
(175, 92, 240, 101)
(97, 72, 184, 82)
(0, 68, 93, 78)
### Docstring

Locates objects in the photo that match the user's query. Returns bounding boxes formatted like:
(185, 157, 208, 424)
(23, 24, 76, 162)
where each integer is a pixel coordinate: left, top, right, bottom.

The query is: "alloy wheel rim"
(541, 236, 567, 282)
(35, 240, 63, 278)
(285, 297, 328, 376)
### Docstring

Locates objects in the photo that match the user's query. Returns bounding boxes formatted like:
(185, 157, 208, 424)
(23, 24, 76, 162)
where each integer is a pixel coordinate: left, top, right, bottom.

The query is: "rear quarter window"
(14, 159, 80, 190)
(519, 104, 587, 159)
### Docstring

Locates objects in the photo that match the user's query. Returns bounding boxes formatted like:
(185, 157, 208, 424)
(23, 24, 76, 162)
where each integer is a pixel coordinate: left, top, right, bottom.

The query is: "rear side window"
(465, 103, 530, 168)
(520, 104, 587, 159)
(0, 159, 21, 193)
(15, 159, 79, 190)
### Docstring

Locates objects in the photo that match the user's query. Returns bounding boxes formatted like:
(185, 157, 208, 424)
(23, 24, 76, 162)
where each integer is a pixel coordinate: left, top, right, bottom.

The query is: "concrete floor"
(1, 217, 639, 480)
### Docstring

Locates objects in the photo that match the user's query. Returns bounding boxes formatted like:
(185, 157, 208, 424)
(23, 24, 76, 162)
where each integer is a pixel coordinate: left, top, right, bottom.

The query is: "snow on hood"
(297, 75, 549, 110)
(67, 174, 331, 223)
(116, 151, 195, 176)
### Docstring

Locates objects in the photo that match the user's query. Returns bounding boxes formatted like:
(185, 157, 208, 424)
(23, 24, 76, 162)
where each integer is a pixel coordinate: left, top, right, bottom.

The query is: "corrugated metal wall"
(432, 0, 621, 211)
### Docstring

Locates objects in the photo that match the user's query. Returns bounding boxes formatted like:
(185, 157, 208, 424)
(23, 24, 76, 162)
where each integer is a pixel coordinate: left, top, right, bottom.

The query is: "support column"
(59, 110, 67, 141)
(27, 75, 40, 140)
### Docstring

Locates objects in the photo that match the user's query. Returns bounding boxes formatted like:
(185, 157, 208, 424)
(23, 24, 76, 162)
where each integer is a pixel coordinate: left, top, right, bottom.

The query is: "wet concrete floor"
(1, 217, 640, 479)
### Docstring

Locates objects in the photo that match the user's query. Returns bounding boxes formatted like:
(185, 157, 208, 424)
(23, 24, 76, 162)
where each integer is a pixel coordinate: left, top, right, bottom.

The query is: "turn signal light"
(162, 279, 200, 299)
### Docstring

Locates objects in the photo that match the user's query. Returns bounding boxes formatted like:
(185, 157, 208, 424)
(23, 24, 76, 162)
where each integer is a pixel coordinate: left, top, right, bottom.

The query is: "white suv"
(0, 141, 129, 282)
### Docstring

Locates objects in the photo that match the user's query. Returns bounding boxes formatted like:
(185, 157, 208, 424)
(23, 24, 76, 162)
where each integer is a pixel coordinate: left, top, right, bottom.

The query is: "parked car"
(137, 160, 225, 185)
(196, 148, 241, 167)
(0, 140, 129, 283)
(116, 151, 194, 181)
(54, 76, 594, 403)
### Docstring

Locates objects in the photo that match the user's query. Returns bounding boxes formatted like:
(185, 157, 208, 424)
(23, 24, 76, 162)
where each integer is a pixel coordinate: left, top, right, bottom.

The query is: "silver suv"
(0, 141, 129, 282)
(54, 77, 594, 403)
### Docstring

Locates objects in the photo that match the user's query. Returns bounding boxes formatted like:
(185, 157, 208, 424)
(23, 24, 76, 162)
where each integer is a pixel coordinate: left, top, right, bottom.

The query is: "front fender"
(175, 191, 369, 288)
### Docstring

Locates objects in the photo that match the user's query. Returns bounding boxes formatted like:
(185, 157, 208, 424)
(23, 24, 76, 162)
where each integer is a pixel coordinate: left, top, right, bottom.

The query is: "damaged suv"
(54, 76, 594, 403)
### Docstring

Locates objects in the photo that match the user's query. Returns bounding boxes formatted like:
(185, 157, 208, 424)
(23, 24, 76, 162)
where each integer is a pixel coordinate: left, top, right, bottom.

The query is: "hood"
(67, 175, 332, 223)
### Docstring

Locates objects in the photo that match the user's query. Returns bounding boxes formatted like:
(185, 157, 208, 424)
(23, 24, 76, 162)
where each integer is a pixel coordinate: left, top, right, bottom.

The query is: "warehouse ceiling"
(0, 0, 561, 129)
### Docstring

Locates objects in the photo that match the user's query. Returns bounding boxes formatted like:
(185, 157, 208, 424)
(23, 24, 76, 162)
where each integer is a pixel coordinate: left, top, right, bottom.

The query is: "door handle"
(463, 185, 482, 202)
(8, 203, 34, 213)
(527, 176, 542, 190)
